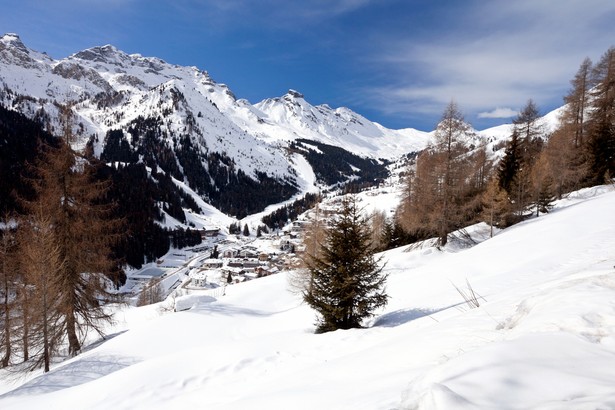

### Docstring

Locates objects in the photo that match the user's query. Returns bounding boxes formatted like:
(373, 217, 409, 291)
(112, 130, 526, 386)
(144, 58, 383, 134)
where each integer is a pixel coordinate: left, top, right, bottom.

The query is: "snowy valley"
(1, 185, 614, 409)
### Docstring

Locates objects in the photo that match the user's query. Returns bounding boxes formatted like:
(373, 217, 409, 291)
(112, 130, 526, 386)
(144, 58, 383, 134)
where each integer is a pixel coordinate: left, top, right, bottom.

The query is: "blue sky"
(2, 0, 615, 131)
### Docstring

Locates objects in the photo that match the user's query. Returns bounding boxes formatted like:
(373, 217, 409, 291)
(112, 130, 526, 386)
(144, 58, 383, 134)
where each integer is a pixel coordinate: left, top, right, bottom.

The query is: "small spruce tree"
(303, 197, 388, 333)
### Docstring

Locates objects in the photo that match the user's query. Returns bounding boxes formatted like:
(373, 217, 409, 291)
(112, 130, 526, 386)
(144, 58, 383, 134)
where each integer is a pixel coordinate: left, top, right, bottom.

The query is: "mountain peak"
(0, 32, 53, 68)
(71, 44, 130, 65)
(285, 89, 304, 99)
(0, 33, 29, 54)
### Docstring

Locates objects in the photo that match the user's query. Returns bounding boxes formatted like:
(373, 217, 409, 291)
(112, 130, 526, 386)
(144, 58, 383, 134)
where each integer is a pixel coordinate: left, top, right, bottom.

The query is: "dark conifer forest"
(0, 105, 200, 276)
(289, 139, 389, 187)
(100, 117, 299, 219)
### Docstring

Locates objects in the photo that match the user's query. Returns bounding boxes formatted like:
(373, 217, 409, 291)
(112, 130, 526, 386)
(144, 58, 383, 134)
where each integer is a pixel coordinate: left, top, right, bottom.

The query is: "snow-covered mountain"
(0, 34, 291, 177)
(248, 89, 428, 159)
(0, 32, 566, 227)
(0, 33, 434, 222)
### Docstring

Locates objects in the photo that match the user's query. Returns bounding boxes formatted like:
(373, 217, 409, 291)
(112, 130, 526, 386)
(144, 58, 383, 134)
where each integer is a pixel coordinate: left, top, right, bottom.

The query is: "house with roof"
(190, 271, 209, 288)
(222, 247, 240, 258)
(202, 258, 223, 269)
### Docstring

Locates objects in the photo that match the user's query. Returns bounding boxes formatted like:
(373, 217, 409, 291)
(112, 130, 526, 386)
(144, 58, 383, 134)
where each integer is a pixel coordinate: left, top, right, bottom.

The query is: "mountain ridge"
(0, 33, 431, 160)
(0, 32, 560, 228)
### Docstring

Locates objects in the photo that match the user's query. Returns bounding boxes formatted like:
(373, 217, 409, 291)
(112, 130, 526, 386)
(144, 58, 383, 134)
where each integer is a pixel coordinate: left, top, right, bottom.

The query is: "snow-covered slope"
(476, 105, 563, 159)
(0, 33, 429, 174)
(246, 89, 430, 159)
(0, 32, 567, 226)
(0, 32, 437, 222)
(2, 186, 614, 409)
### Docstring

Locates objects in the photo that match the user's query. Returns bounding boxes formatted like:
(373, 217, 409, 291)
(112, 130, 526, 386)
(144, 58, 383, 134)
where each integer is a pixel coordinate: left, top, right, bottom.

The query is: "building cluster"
(187, 236, 303, 289)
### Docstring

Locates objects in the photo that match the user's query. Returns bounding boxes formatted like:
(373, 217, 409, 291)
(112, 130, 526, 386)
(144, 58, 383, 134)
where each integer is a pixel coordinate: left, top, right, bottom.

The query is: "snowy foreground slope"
(2, 187, 615, 409)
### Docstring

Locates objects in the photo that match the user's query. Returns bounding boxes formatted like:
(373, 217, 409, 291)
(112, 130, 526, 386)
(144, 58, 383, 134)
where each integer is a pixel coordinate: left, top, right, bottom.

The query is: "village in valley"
(123, 219, 312, 306)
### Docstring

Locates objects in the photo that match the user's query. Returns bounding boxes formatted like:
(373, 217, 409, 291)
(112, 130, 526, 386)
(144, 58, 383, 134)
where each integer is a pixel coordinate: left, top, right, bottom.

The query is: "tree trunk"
(1, 281, 10, 368)
(66, 311, 80, 356)
(42, 291, 50, 373)
(20, 286, 29, 362)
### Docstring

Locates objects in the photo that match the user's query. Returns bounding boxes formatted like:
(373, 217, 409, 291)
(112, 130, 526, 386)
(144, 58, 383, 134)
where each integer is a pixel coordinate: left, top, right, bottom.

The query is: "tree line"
(1, 108, 121, 373)
(392, 46, 615, 248)
(101, 119, 299, 220)
(299, 46, 615, 333)
(289, 139, 389, 187)
(0, 106, 210, 374)
(261, 192, 320, 230)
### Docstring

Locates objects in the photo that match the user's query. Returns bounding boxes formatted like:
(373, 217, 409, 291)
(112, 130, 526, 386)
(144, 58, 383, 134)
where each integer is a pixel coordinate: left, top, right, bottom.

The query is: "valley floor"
(1, 186, 615, 409)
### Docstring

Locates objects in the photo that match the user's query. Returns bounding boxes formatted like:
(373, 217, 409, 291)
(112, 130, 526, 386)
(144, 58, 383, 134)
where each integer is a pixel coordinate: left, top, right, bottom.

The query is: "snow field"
(1, 187, 615, 409)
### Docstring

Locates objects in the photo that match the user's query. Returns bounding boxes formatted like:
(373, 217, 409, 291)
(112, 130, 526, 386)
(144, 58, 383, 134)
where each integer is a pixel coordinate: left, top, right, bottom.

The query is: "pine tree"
(563, 57, 593, 149)
(18, 204, 65, 372)
(229, 222, 240, 235)
(536, 176, 555, 215)
(586, 47, 615, 184)
(380, 218, 395, 250)
(530, 155, 555, 217)
(537, 58, 594, 197)
(541, 127, 582, 198)
(481, 178, 512, 235)
(514, 99, 543, 150)
(498, 129, 521, 194)
(500, 100, 545, 218)
(23, 111, 121, 357)
(432, 101, 473, 246)
(399, 101, 479, 246)
(0, 216, 17, 368)
(303, 197, 388, 333)
(380, 217, 411, 250)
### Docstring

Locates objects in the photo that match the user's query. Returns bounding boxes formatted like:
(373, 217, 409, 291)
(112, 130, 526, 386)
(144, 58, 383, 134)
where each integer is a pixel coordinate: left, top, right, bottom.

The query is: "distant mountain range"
(0, 33, 561, 225)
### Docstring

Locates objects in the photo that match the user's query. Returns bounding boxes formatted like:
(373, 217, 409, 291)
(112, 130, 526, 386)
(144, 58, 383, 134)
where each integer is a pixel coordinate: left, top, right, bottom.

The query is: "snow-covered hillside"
(0, 32, 441, 226)
(0, 33, 429, 181)
(476, 106, 563, 160)
(2, 185, 614, 409)
(1, 32, 569, 227)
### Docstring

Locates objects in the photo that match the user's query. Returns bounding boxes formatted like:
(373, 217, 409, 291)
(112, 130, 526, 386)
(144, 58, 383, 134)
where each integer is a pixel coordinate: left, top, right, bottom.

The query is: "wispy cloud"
(356, 0, 615, 126)
(171, 0, 375, 26)
(478, 108, 518, 119)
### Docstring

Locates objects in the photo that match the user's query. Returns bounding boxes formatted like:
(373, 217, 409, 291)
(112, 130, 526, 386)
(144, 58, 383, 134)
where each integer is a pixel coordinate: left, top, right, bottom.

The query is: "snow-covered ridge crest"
(248, 88, 431, 159)
(0, 33, 431, 162)
(0, 33, 431, 170)
(0, 33, 294, 181)
(0, 31, 443, 223)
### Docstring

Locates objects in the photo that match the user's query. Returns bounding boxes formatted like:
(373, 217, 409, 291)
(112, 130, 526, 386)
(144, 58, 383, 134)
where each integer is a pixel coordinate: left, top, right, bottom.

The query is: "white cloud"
(355, 0, 615, 126)
(478, 108, 518, 119)
(173, 0, 374, 23)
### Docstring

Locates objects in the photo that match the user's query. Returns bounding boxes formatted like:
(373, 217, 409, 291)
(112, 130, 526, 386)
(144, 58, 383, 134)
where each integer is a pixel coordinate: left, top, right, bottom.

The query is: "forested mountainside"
(0, 105, 202, 272)
(0, 32, 428, 272)
(0, 33, 429, 221)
